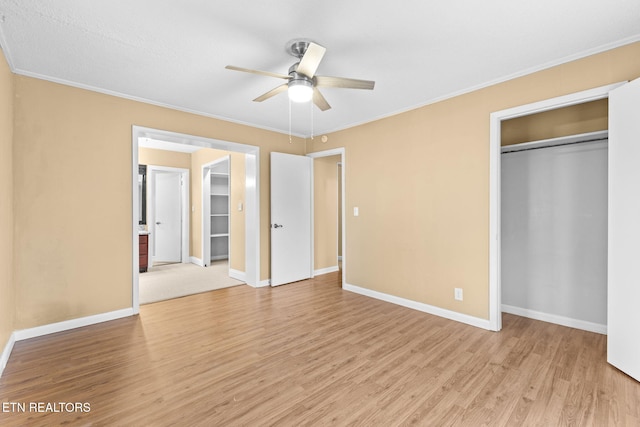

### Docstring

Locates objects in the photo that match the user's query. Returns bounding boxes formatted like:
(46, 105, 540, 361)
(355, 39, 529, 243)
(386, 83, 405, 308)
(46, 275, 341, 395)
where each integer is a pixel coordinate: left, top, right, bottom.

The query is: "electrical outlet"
(454, 288, 463, 301)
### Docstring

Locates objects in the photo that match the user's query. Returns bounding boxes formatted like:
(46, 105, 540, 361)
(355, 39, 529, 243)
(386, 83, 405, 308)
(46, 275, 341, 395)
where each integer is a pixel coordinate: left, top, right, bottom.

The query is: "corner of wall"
(0, 46, 16, 377)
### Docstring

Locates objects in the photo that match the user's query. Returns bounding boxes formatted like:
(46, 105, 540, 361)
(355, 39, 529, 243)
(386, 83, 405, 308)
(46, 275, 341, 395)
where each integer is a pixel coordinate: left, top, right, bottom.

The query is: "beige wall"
(502, 98, 608, 146)
(190, 148, 245, 272)
(313, 155, 340, 270)
(0, 50, 15, 350)
(308, 42, 640, 320)
(12, 74, 303, 329)
(139, 147, 192, 169)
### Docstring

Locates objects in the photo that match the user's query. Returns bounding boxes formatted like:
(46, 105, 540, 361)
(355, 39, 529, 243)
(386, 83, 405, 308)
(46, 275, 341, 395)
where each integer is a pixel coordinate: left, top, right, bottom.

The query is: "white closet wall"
(501, 139, 608, 328)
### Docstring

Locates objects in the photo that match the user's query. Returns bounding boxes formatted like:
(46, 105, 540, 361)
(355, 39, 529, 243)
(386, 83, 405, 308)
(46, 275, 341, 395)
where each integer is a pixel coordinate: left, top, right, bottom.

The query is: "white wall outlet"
(353, 207, 359, 216)
(454, 288, 463, 301)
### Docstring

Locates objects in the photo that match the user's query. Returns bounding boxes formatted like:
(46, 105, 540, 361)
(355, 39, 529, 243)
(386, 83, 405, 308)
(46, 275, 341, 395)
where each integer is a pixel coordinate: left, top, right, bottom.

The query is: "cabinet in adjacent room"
(139, 233, 149, 272)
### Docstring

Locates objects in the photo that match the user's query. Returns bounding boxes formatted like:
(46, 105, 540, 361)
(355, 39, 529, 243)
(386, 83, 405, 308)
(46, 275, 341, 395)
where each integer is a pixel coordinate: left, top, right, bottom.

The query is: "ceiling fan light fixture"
(288, 79, 313, 103)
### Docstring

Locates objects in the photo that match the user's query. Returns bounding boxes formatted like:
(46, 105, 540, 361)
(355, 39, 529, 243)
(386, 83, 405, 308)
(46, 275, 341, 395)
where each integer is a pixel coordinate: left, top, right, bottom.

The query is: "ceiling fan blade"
(315, 76, 375, 90)
(253, 84, 288, 102)
(313, 88, 331, 111)
(226, 65, 290, 80)
(296, 42, 326, 78)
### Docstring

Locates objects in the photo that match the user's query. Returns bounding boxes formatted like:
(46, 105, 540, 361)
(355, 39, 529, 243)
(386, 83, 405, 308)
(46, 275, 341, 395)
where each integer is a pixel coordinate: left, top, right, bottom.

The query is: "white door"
(608, 77, 640, 382)
(270, 152, 312, 286)
(154, 171, 182, 263)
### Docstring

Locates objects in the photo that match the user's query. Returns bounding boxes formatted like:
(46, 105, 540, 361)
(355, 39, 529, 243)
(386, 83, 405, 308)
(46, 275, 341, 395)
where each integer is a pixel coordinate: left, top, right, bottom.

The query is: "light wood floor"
(1, 271, 638, 426)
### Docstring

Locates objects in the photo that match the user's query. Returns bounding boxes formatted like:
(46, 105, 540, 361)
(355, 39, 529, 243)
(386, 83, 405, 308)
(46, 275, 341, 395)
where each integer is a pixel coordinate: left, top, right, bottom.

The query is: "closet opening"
(488, 82, 624, 332)
(501, 130, 608, 334)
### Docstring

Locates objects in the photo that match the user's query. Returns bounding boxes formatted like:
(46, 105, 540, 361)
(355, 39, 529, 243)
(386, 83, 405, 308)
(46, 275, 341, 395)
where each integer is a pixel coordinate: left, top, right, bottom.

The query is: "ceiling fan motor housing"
(287, 40, 311, 59)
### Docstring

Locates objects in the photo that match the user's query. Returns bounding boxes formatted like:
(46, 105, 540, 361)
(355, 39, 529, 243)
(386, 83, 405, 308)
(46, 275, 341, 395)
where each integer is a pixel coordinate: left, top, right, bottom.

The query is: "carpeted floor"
(139, 260, 244, 304)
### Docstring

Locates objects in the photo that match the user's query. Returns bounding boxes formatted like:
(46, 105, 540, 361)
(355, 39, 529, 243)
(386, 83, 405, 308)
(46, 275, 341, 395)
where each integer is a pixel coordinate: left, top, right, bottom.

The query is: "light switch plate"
(353, 207, 359, 216)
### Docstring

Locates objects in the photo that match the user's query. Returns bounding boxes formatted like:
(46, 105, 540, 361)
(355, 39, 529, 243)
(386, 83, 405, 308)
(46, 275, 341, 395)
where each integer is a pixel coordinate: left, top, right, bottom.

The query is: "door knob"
(272, 224, 283, 228)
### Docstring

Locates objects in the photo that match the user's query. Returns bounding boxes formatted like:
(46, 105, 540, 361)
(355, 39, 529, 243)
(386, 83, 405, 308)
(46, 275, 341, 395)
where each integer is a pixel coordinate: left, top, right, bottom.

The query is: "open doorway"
(308, 148, 346, 286)
(312, 154, 342, 276)
(146, 166, 190, 268)
(131, 126, 261, 312)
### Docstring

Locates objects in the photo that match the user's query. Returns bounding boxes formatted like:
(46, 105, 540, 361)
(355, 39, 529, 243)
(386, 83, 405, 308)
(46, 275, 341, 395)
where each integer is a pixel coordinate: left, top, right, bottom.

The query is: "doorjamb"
(132, 126, 261, 315)
(488, 82, 624, 331)
(147, 165, 190, 268)
(307, 148, 346, 287)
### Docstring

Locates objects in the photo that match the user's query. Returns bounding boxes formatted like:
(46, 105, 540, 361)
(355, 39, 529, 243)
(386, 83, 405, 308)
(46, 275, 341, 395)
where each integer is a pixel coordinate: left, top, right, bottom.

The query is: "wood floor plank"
(1, 271, 639, 426)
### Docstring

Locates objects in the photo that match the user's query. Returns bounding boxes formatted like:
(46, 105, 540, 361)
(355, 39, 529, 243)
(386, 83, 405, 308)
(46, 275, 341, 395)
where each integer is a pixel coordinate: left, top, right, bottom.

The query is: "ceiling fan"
(225, 39, 375, 111)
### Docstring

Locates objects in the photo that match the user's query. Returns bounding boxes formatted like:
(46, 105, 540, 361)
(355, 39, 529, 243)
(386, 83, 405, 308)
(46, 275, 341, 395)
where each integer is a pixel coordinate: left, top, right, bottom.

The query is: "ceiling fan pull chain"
(289, 97, 292, 144)
(310, 100, 314, 140)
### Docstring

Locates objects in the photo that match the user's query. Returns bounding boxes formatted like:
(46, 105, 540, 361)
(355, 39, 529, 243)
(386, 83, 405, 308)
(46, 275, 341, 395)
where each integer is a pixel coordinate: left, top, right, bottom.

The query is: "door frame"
(132, 126, 261, 314)
(488, 82, 625, 331)
(307, 148, 346, 287)
(148, 165, 190, 267)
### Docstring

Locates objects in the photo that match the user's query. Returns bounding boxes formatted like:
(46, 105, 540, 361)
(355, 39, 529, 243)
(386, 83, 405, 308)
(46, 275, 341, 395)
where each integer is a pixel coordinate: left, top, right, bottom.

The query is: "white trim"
(229, 269, 246, 282)
(190, 256, 204, 267)
(13, 308, 135, 341)
(307, 148, 347, 289)
(314, 266, 339, 276)
(489, 82, 625, 332)
(309, 159, 315, 279)
(256, 279, 271, 288)
(244, 152, 260, 287)
(132, 138, 140, 314)
(502, 304, 607, 335)
(344, 283, 492, 330)
(0, 332, 16, 378)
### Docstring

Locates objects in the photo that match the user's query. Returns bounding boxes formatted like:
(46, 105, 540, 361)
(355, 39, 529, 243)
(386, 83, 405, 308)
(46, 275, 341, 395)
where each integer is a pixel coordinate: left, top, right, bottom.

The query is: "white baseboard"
(343, 283, 492, 331)
(210, 255, 229, 261)
(13, 308, 136, 341)
(190, 256, 204, 267)
(256, 279, 270, 288)
(314, 265, 339, 276)
(229, 269, 246, 282)
(502, 304, 607, 335)
(0, 332, 16, 378)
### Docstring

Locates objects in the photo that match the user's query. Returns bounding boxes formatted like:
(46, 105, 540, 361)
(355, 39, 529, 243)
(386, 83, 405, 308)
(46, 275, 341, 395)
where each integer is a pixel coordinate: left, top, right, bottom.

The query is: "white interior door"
(270, 152, 312, 286)
(608, 77, 640, 382)
(154, 171, 182, 263)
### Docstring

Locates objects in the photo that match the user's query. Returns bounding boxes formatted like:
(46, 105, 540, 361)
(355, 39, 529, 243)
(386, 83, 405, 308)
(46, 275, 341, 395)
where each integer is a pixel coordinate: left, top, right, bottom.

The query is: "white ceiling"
(0, 1, 638, 137)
